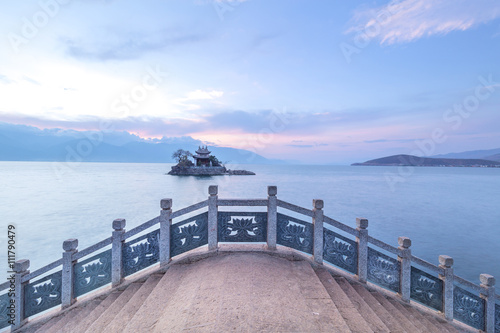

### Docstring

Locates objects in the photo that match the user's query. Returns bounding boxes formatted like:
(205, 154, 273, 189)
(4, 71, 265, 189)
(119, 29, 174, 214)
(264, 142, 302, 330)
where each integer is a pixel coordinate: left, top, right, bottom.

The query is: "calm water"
(0, 162, 499, 283)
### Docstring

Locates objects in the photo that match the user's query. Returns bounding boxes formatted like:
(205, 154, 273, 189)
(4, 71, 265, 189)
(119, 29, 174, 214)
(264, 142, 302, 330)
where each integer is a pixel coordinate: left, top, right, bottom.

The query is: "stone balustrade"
(0, 185, 498, 333)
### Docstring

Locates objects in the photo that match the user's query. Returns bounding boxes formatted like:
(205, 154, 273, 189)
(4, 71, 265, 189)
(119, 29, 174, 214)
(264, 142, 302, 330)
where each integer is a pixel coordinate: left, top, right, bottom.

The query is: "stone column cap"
(63, 238, 78, 251)
(480, 274, 495, 287)
(313, 199, 324, 209)
(14, 259, 30, 273)
(398, 237, 411, 248)
(209, 185, 218, 195)
(439, 255, 454, 267)
(113, 218, 126, 231)
(268, 186, 277, 196)
(161, 198, 172, 209)
(356, 218, 368, 229)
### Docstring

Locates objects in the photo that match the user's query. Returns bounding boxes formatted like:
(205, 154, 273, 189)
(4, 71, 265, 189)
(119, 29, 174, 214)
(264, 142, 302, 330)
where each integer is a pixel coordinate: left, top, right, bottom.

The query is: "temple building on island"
(193, 146, 212, 167)
(168, 145, 255, 176)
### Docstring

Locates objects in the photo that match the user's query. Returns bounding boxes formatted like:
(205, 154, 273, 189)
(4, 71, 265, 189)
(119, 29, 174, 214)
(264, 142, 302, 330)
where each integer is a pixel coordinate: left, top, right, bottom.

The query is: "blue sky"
(1, 0, 500, 164)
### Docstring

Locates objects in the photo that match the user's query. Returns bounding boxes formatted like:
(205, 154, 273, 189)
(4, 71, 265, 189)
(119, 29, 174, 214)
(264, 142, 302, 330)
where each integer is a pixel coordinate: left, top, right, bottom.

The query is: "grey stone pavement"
(124, 252, 350, 332)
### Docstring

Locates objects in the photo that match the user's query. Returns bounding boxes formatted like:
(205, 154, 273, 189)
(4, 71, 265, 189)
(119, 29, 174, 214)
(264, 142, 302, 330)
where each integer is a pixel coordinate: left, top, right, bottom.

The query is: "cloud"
(186, 89, 224, 100)
(213, 0, 248, 3)
(0, 107, 410, 139)
(63, 30, 205, 61)
(0, 75, 14, 84)
(22, 76, 41, 85)
(348, 0, 500, 45)
(287, 144, 313, 148)
(364, 138, 418, 144)
(174, 89, 225, 111)
(286, 142, 329, 148)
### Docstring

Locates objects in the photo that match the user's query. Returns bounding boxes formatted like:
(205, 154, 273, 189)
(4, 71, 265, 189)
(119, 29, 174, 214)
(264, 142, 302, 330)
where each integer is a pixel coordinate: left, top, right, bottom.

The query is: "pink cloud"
(349, 0, 500, 45)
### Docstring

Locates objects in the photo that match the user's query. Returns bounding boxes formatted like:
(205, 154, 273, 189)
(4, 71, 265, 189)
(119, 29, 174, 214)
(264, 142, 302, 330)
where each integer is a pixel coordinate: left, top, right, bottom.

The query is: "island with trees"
(168, 146, 255, 175)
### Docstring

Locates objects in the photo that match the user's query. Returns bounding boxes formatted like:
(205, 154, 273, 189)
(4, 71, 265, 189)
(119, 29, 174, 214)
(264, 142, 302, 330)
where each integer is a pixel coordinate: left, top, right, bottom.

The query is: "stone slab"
(370, 292, 421, 333)
(38, 298, 103, 333)
(60, 291, 121, 333)
(351, 283, 406, 333)
(315, 268, 374, 333)
(334, 277, 390, 333)
(142, 253, 350, 332)
(386, 298, 442, 333)
(122, 264, 189, 332)
(103, 274, 163, 333)
(85, 282, 142, 333)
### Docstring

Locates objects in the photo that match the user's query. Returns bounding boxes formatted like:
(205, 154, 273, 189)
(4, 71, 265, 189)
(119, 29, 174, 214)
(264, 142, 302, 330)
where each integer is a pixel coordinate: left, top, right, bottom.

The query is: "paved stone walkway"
(125, 252, 350, 332)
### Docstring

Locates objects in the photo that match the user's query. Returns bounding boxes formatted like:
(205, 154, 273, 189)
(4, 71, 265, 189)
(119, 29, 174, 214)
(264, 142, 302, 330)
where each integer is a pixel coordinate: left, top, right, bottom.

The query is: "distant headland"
(168, 146, 256, 176)
(352, 154, 500, 167)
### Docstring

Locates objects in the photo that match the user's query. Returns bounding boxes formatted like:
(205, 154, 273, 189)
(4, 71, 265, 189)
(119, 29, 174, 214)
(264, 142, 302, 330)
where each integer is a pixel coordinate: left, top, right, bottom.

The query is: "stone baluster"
(398, 237, 412, 302)
(12, 259, 30, 330)
(356, 218, 369, 283)
(312, 199, 324, 264)
(62, 239, 78, 308)
(111, 218, 126, 287)
(267, 186, 278, 250)
(160, 198, 172, 268)
(439, 255, 454, 321)
(479, 274, 496, 333)
(208, 185, 218, 251)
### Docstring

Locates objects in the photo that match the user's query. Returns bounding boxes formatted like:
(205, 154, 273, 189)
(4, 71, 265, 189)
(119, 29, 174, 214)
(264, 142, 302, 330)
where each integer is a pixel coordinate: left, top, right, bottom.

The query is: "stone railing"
(0, 185, 498, 332)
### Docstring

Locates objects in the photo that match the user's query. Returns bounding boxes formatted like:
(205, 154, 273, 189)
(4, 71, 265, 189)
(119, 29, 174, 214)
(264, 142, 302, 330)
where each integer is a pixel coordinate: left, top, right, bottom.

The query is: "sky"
(1, 0, 500, 164)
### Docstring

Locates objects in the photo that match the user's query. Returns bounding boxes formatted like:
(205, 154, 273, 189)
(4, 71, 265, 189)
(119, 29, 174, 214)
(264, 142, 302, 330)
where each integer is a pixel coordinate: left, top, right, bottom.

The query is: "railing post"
(12, 259, 30, 330)
(208, 185, 218, 251)
(439, 255, 454, 321)
(398, 236, 411, 303)
(111, 218, 126, 287)
(267, 186, 277, 250)
(61, 239, 78, 308)
(312, 199, 324, 264)
(356, 218, 368, 283)
(160, 198, 172, 267)
(479, 274, 496, 333)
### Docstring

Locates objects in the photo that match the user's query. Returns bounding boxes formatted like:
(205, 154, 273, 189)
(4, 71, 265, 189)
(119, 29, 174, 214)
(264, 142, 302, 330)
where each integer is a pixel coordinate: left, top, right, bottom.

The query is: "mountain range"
(352, 153, 500, 167)
(0, 122, 279, 164)
(2, 121, 499, 166)
(432, 148, 500, 162)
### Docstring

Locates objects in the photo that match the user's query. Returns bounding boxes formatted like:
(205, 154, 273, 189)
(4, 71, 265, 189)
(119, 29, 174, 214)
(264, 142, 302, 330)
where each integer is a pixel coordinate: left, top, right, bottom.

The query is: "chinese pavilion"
(193, 146, 211, 166)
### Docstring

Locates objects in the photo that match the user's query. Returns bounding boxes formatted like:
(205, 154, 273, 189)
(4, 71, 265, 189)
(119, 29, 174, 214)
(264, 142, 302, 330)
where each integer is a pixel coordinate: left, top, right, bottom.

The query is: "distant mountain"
(0, 122, 278, 164)
(432, 148, 500, 161)
(484, 153, 500, 162)
(352, 154, 500, 167)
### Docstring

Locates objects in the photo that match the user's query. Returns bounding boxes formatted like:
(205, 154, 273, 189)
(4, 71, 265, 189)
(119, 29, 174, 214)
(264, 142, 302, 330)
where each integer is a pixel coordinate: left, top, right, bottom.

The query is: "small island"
(168, 146, 255, 176)
(352, 154, 500, 167)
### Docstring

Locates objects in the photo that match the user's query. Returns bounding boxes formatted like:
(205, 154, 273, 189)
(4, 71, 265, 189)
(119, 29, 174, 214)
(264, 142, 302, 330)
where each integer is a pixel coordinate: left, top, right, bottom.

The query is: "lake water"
(0, 162, 499, 283)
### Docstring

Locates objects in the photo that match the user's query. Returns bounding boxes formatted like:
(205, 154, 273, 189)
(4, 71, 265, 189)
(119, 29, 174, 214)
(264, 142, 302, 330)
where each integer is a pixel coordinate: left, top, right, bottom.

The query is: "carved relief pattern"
(24, 271, 62, 317)
(218, 212, 267, 242)
(323, 229, 357, 274)
(453, 286, 485, 331)
(74, 250, 112, 297)
(367, 247, 400, 292)
(0, 293, 10, 329)
(277, 213, 313, 254)
(123, 230, 159, 277)
(410, 266, 443, 311)
(171, 212, 208, 257)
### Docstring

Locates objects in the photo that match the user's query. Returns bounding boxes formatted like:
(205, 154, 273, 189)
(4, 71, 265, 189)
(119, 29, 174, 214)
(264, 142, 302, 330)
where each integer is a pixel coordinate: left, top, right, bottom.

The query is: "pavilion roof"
(195, 146, 211, 154)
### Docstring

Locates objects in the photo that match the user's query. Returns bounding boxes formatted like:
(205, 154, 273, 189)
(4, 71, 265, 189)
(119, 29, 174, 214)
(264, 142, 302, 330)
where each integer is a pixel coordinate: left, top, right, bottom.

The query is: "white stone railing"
(0, 185, 498, 332)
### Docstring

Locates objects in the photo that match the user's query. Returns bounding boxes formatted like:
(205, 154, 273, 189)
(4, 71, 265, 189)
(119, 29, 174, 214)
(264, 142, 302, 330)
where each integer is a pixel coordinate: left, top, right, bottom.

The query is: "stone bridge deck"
(15, 248, 468, 333)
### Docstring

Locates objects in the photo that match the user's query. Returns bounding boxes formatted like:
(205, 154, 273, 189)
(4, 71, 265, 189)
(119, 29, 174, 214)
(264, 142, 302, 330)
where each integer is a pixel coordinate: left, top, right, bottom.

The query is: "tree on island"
(209, 155, 222, 167)
(172, 149, 194, 167)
